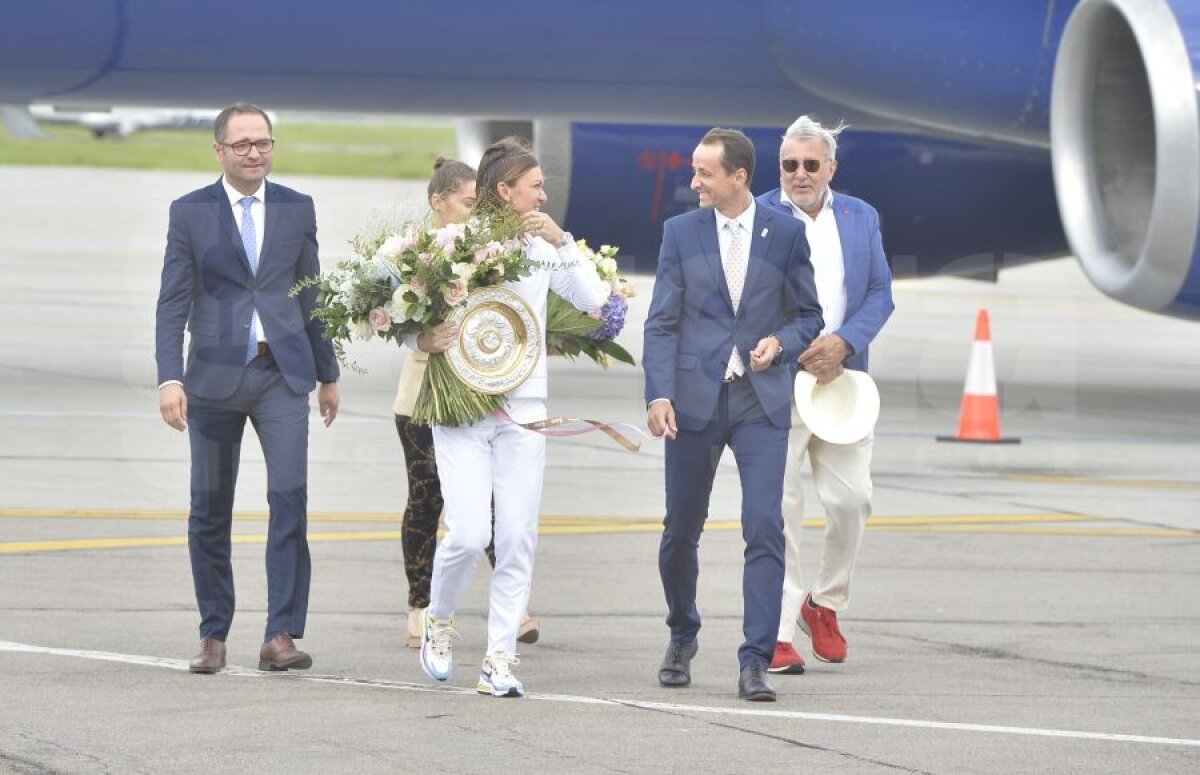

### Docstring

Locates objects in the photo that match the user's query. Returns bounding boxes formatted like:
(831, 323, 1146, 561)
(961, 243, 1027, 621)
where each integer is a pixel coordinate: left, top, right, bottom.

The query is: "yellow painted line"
(0, 508, 1089, 527)
(868, 514, 1091, 526)
(0, 531, 406, 554)
(872, 525, 1199, 538)
(537, 513, 1095, 535)
(1005, 475, 1200, 490)
(0, 508, 400, 523)
(2, 514, 1193, 555)
(0, 536, 190, 553)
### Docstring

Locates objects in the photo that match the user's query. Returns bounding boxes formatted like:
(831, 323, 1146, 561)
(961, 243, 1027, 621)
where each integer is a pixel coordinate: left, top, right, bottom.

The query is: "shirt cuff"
(158, 380, 183, 390)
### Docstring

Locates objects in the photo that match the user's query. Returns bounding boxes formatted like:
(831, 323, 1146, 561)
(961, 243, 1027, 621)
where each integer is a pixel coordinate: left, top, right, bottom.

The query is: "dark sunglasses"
(781, 158, 823, 174)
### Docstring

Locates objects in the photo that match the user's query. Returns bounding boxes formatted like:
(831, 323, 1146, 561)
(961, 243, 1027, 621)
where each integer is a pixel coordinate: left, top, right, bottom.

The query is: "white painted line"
(2, 639, 1197, 748)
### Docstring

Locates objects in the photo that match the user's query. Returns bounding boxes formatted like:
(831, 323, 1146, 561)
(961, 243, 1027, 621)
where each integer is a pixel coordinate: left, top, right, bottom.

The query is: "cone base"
(936, 435, 1021, 444)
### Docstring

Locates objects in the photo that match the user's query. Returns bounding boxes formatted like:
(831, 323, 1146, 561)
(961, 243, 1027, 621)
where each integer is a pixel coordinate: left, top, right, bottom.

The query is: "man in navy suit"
(757, 115, 894, 674)
(644, 128, 823, 701)
(155, 103, 340, 674)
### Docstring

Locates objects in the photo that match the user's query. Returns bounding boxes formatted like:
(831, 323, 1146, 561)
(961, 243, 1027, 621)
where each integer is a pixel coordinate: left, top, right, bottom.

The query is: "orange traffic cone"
(937, 309, 1020, 444)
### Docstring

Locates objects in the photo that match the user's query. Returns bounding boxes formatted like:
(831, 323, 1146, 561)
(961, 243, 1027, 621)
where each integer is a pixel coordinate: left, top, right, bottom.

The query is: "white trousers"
(778, 407, 874, 642)
(429, 401, 546, 658)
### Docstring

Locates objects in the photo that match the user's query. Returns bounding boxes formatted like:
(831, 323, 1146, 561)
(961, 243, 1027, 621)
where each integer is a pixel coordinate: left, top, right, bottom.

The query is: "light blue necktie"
(239, 196, 259, 364)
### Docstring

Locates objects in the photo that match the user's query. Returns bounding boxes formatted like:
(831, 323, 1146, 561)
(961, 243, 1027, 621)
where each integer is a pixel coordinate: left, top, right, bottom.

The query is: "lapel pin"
(760, 228, 768, 238)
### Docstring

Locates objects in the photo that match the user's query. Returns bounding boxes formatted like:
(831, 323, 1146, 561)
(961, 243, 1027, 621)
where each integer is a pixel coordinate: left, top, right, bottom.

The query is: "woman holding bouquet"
(416, 138, 609, 697)
(395, 158, 541, 649)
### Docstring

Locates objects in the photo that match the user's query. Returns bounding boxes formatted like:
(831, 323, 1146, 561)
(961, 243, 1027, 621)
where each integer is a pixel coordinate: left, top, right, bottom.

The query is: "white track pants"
(778, 409, 874, 643)
(429, 403, 546, 658)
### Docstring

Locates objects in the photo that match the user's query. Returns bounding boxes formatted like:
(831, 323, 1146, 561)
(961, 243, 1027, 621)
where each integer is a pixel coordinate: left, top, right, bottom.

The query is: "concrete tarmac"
(1, 167, 1198, 773)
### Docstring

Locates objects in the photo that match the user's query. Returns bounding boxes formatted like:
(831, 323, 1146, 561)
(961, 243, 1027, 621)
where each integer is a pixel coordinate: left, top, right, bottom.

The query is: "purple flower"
(587, 293, 627, 341)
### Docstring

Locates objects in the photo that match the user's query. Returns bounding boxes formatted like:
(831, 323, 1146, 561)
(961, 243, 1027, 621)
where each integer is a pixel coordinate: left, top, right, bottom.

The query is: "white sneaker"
(419, 610, 457, 681)
(476, 652, 524, 697)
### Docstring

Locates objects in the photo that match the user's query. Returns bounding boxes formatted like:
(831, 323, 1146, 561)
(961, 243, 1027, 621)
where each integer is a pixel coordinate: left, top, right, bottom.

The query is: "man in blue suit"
(155, 103, 340, 674)
(644, 128, 824, 701)
(757, 115, 894, 674)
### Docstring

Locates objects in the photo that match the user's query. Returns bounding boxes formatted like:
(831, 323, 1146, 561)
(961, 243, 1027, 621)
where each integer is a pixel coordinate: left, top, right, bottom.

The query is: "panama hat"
(793, 369, 880, 444)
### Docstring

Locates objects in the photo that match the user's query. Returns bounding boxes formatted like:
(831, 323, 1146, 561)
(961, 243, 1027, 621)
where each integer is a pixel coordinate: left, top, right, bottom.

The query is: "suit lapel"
(260, 181, 281, 271)
(695, 209, 733, 312)
(739, 206, 773, 317)
(832, 193, 861, 297)
(213, 178, 253, 274)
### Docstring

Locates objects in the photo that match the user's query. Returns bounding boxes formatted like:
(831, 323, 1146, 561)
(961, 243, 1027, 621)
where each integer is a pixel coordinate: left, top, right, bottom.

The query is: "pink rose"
(443, 277, 469, 306)
(433, 223, 466, 250)
(368, 307, 391, 332)
(409, 277, 429, 298)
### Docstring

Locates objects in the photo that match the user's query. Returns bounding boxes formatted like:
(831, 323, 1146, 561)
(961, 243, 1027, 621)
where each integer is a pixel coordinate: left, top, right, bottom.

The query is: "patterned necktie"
(723, 220, 748, 378)
(239, 196, 259, 364)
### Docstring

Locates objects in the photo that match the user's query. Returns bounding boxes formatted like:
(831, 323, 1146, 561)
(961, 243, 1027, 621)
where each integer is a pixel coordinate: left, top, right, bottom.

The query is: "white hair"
(782, 115, 848, 161)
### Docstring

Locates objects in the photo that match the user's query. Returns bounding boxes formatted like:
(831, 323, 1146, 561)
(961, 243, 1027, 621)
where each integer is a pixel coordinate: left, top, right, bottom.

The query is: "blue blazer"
(757, 188, 894, 372)
(643, 204, 824, 432)
(155, 178, 339, 400)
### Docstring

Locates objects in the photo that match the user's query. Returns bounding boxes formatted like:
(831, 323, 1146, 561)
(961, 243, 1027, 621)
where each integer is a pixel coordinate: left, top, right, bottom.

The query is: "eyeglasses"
(221, 138, 275, 156)
(781, 158, 823, 174)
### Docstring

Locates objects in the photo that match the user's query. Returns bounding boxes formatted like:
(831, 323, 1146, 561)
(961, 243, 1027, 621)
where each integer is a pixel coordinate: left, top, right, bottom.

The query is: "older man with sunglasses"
(757, 115, 894, 674)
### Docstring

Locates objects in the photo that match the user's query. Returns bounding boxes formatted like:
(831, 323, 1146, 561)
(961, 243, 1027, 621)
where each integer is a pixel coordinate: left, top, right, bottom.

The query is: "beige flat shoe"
(517, 612, 540, 645)
(406, 606, 423, 649)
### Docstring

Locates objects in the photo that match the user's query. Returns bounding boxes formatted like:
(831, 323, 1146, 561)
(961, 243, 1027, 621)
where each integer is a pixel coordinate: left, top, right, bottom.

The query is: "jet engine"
(1052, 0, 1200, 317)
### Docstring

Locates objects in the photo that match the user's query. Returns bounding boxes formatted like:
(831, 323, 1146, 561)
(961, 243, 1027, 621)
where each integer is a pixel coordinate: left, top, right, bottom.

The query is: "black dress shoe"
(658, 639, 698, 687)
(738, 662, 777, 701)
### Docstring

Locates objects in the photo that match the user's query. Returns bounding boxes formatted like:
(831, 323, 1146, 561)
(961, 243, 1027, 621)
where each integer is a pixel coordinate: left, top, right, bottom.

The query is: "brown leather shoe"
(189, 637, 226, 674)
(258, 633, 312, 671)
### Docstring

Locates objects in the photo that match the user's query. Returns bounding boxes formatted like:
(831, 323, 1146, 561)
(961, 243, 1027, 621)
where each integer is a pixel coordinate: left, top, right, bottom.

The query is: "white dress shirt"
(222, 177, 267, 344)
(713, 199, 756, 279)
(714, 200, 756, 377)
(783, 190, 845, 335)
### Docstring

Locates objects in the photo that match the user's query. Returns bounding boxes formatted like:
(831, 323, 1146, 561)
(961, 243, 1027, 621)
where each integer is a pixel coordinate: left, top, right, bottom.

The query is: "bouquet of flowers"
(545, 241, 636, 367)
(296, 208, 531, 426)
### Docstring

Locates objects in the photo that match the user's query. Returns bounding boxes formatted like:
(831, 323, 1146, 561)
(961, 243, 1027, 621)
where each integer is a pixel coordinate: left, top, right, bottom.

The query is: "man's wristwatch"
(769, 334, 783, 365)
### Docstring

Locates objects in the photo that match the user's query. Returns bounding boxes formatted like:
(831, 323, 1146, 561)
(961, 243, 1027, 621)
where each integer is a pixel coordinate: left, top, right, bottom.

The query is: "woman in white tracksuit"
(415, 137, 609, 697)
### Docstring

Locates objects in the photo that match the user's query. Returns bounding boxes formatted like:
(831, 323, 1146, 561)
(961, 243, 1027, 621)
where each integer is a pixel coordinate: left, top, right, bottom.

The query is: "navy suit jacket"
(155, 178, 338, 400)
(643, 204, 824, 432)
(757, 188, 894, 372)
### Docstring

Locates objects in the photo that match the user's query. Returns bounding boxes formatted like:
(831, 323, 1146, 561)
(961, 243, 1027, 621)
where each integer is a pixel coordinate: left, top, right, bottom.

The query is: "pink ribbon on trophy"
(496, 411, 651, 452)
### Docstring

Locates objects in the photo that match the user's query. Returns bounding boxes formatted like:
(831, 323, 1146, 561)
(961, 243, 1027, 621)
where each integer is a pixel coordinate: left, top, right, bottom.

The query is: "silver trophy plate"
(446, 286, 541, 395)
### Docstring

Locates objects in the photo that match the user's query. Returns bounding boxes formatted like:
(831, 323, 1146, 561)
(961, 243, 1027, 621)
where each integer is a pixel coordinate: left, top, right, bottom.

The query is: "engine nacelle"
(1052, 0, 1200, 318)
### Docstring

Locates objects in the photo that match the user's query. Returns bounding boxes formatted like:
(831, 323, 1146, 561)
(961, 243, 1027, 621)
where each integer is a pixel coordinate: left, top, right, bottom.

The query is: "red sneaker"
(768, 641, 807, 674)
(799, 595, 847, 663)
